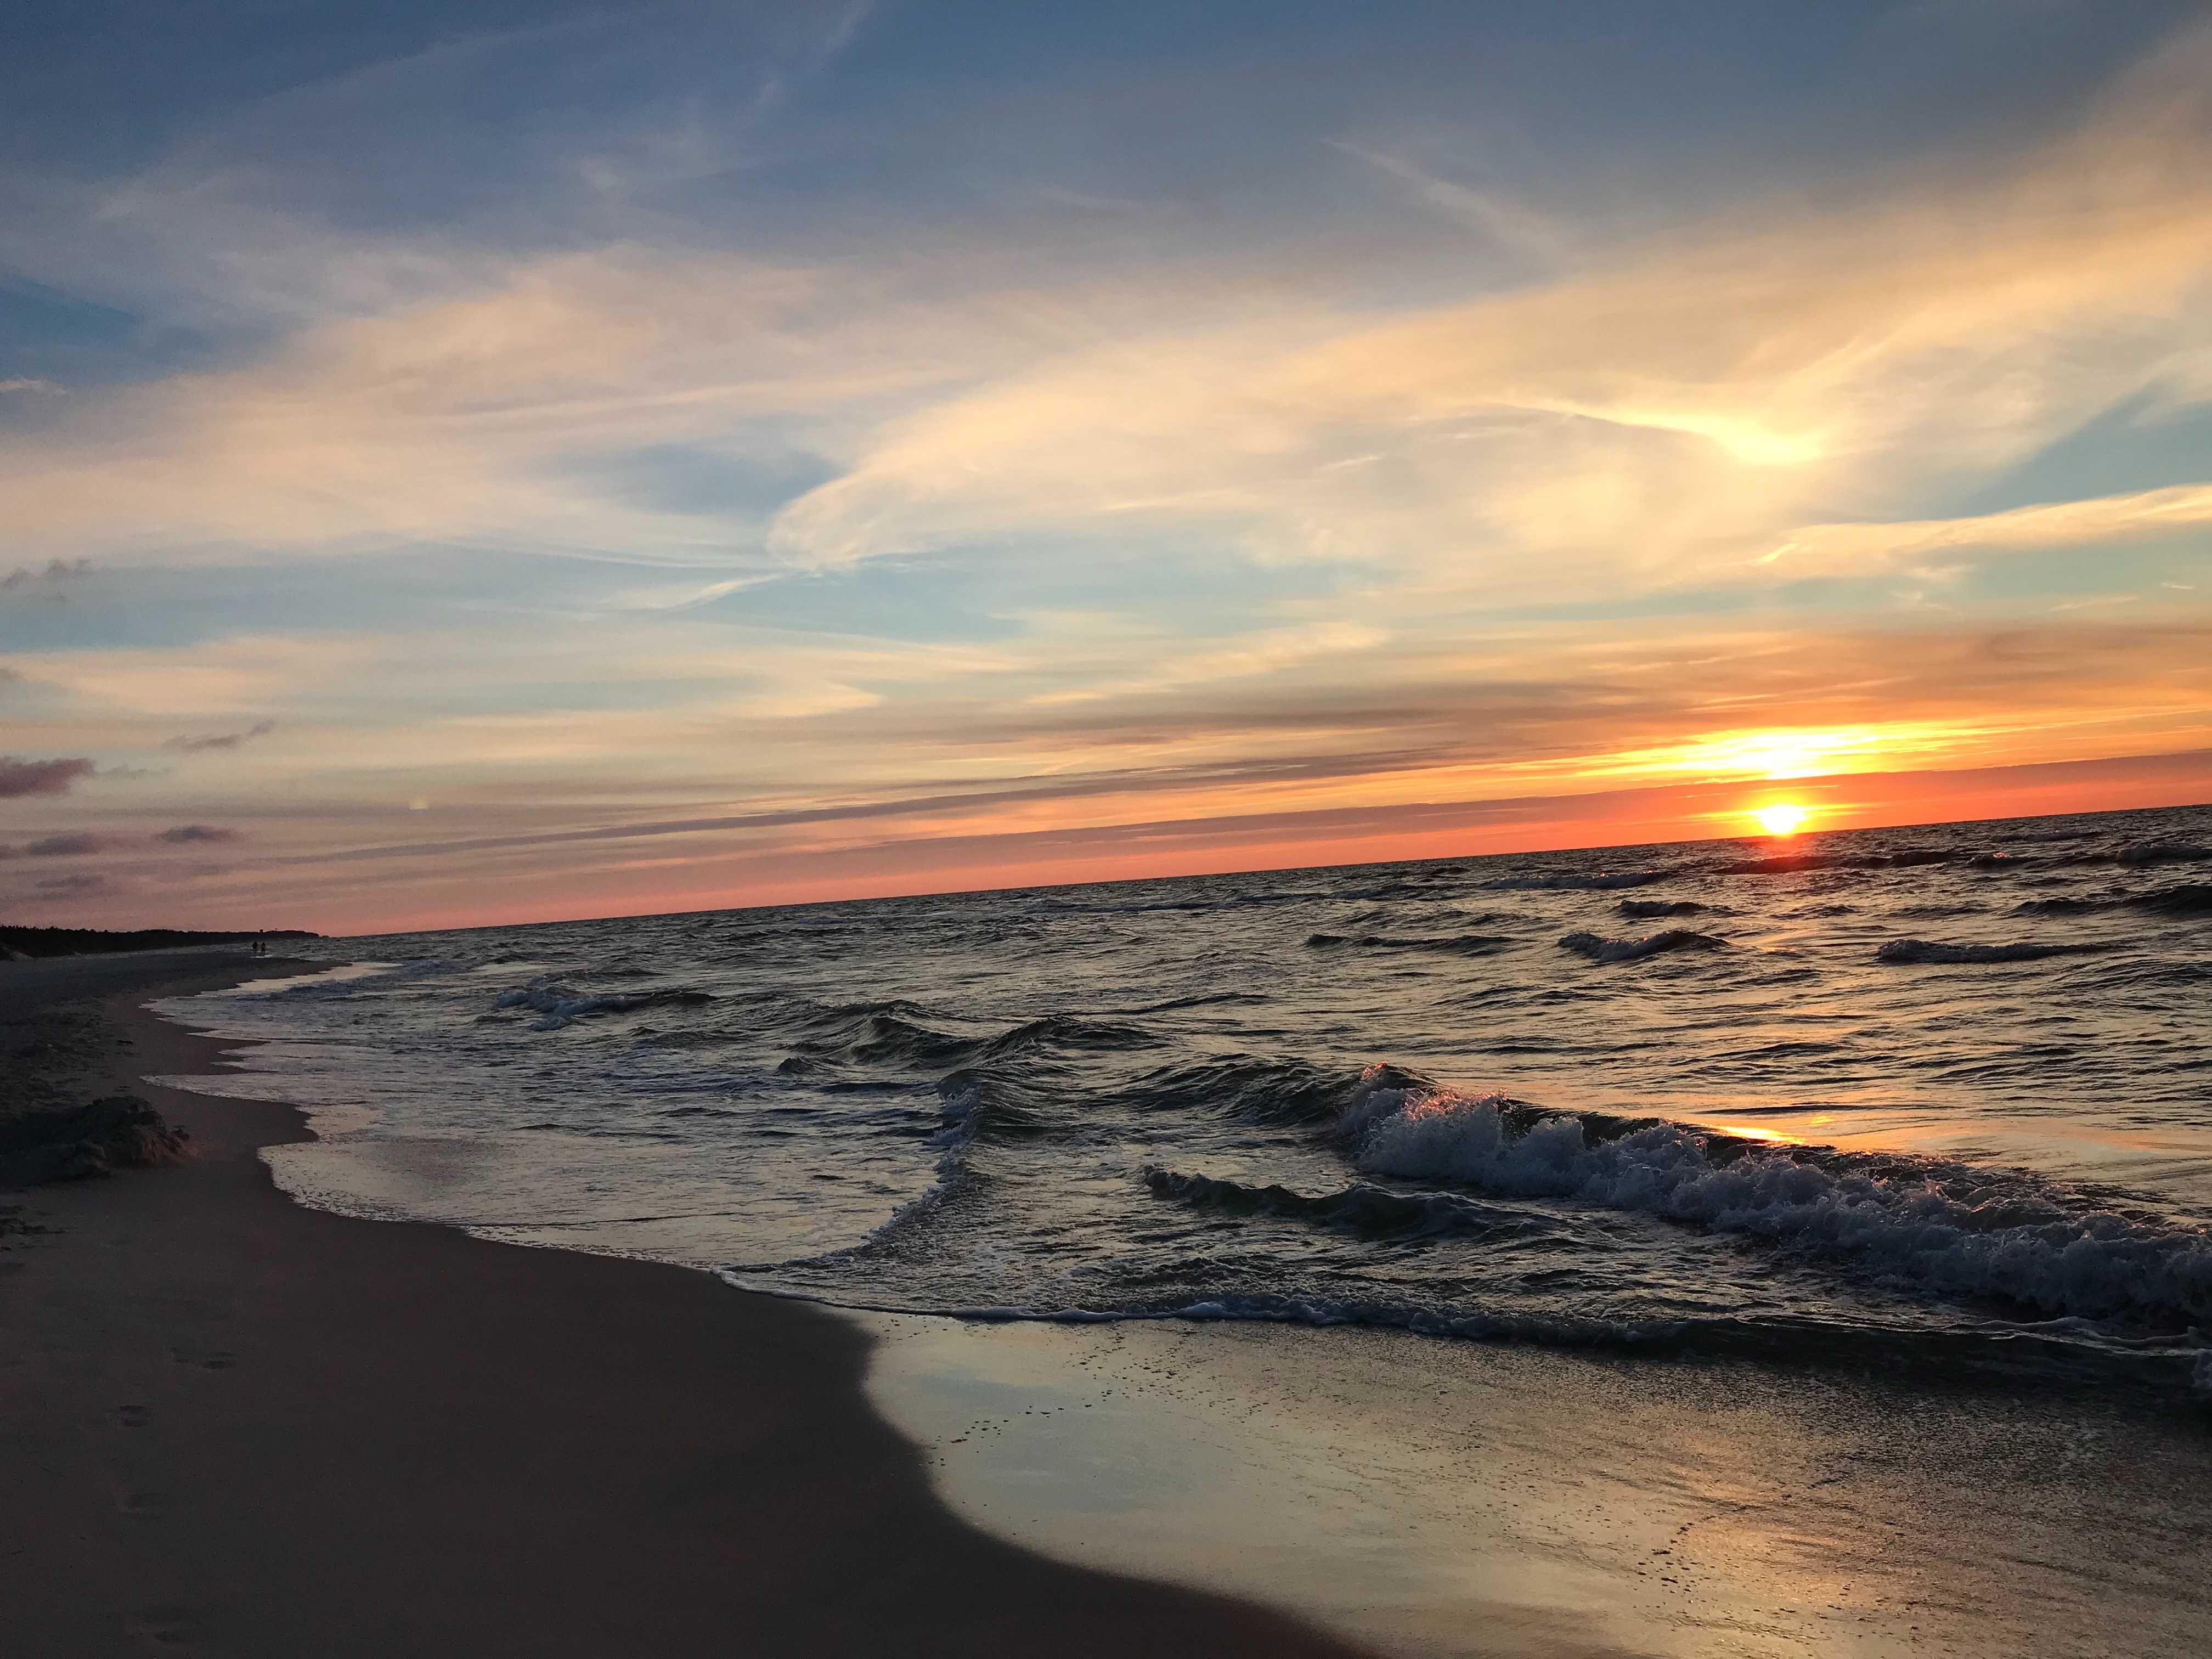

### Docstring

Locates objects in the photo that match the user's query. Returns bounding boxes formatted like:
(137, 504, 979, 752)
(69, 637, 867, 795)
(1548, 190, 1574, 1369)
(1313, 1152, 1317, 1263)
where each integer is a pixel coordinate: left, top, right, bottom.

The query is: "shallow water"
(859, 1313, 2212, 1658)
(158, 804, 2212, 1402)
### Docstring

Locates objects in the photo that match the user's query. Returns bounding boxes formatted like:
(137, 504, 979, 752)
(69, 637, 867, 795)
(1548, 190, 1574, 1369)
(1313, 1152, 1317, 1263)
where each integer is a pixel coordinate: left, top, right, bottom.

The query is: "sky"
(3, 0, 2209, 936)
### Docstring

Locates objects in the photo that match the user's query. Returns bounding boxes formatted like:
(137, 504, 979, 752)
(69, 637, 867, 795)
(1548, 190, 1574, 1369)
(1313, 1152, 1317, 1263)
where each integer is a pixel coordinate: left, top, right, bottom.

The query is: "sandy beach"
(0, 952, 1372, 1658)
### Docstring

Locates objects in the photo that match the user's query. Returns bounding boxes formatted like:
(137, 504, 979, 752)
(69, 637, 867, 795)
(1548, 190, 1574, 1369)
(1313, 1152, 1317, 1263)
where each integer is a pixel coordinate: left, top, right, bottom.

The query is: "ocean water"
(159, 804, 2212, 1406)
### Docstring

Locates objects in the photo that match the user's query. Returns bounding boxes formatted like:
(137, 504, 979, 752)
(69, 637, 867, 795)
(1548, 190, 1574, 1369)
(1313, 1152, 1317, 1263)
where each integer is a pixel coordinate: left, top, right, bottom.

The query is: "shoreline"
(13, 950, 2211, 1658)
(0, 952, 1374, 1657)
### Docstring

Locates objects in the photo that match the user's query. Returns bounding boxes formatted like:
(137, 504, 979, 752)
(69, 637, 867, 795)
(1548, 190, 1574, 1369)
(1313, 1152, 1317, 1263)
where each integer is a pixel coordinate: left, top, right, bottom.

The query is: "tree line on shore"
(0, 925, 320, 961)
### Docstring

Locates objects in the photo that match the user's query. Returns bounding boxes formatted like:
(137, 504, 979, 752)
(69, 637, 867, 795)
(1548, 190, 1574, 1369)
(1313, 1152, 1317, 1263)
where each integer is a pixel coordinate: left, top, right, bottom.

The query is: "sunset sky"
(4, 1, 2209, 935)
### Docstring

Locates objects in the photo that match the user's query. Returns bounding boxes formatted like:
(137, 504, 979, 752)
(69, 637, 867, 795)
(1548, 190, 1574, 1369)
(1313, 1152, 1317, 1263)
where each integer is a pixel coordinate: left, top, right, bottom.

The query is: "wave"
(931, 1070, 1052, 1143)
(718, 1276, 1736, 1361)
(2113, 840, 2212, 867)
(719, 1277, 2208, 1397)
(1489, 869, 1668, 891)
(1616, 898, 1714, 919)
(243, 961, 438, 1002)
(972, 1016, 1164, 1066)
(786, 1002, 1161, 1069)
(787, 1010, 969, 1066)
(1710, 848, 1960, 877)
(1875, 938, 2115, 966)
(1559, 929, 1728, 963)
(490, 978, 713, 1031)
(2016, 882, 2212, 921)
(1349, 877, 1465, 902)
(1706, 844, 2040, 879)
(1118, 1054, 1439, 1129)
(783, 1074, 1005, 1266)
(1144, 1167, 1551, 1243)
(1304, 930, 1515, 958)
(1336, 1075, 2212, 1330)
(1113, 990, 1271, 1015)
(1026, 887, 1329, 918)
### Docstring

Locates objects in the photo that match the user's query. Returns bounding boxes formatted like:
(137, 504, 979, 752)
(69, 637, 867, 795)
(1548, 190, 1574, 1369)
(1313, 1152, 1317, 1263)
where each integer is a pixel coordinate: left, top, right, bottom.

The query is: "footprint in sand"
(114, 1403, 149, 1429)
(169, 1346, 236, 1370)
(117, 1489, 165, 1518)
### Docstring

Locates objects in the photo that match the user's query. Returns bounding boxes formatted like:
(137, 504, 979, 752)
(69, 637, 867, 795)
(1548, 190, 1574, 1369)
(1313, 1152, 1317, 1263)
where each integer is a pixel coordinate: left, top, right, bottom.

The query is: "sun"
(1753, 803, 1809, 837)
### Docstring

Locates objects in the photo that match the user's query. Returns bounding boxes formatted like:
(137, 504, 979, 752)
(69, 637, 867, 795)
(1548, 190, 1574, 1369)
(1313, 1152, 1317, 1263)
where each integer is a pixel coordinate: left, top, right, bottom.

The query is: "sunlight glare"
(1754, 803, 1809, 837)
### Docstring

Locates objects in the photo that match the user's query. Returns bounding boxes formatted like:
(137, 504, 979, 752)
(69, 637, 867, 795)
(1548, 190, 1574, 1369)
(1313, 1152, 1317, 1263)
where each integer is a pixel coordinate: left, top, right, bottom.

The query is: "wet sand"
(0, 952, 1374, 1657)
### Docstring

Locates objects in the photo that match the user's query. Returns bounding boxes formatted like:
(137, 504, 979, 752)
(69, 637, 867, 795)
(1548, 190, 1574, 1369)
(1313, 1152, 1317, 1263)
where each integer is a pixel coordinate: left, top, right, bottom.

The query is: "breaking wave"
(173, 800, 2212, 1410)
(1118, 1056, 1439, 1129)
(1333, 1075, 2212, 1330)
(490, 978, 713, 1030)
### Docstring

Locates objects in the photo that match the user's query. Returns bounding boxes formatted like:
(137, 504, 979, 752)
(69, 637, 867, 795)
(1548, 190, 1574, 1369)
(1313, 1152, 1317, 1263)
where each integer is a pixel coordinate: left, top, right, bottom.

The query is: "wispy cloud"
(31, 872, 113, 899)
(1763, 486, 2212, 572)
(1329, 141, 1571, 266)
(164, 719, 278, 753)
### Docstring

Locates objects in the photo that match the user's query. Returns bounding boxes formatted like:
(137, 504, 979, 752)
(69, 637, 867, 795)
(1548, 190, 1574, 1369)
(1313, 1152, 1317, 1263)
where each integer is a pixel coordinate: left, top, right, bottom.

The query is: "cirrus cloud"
(164, 720, 278, 753)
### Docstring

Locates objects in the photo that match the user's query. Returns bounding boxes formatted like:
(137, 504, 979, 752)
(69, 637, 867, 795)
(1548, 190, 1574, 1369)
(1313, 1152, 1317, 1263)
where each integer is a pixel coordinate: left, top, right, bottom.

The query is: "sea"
(155, 803, 2212, 1412)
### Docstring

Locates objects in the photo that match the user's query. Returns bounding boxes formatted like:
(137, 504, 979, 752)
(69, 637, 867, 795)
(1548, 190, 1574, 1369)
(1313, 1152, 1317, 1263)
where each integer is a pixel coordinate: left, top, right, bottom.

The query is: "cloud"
(1, 556, 92, 592)
(163, 719, 278, 753)
(1762, 484, 2212, 572)
(31, 872, 111, 899)
(1328, 142, 1571, 266)
(0, 378, 65, 395)
(22, 831, 116, 857)
(2, 20, 2205, 619)
(37, 635, 363, 715)
(0, 13, 2208, 932)
(155, 823, 244, 844)
(758, 27, 2212, 587)
(0, 755, 95, 797)
(1025, 620, 1390, 707)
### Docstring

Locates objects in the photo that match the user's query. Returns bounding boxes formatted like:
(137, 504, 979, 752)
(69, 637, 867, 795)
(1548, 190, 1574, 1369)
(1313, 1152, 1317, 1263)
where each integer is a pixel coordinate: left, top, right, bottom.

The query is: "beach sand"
(0, 952, 1374, 1657)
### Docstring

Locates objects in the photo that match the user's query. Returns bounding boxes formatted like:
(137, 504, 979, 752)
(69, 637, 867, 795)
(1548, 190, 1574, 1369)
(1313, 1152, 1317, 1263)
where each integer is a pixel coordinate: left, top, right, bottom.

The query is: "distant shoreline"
(0, 924, 320, 962)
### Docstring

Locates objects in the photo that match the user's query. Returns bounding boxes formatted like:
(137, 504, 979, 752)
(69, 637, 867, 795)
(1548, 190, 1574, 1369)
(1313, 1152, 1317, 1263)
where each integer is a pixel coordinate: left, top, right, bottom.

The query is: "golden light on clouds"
(4, 9, 2211, 934)
(1673, 728, 1899, 780)
(1582, 722, 1996, 787)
